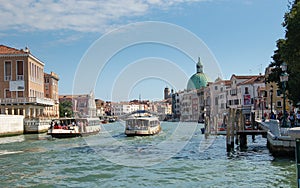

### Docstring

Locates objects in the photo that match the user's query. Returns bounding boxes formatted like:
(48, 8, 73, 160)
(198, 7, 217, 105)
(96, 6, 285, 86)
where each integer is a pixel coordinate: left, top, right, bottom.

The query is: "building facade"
(111, 102, 144, 116)
(0, 45, 59, 119)
(59, 91, 97, 118)
(44, 72, 59, 118)
(95, 99, 106, 117)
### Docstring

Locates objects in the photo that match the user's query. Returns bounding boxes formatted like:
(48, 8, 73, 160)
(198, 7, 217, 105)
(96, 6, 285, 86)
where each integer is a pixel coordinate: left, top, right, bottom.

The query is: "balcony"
(0, 97, 55, 106)
(16, 75, 24, 80)
(4, 75, 11, 81)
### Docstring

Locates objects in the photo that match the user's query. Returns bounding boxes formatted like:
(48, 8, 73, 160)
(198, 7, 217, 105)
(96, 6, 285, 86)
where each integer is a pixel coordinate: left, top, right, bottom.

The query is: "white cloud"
(0, 0, 209, 33)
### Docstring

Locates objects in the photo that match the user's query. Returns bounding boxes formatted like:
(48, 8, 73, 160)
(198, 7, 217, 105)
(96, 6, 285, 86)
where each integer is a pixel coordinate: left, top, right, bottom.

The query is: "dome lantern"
(187, 56, 208, 90)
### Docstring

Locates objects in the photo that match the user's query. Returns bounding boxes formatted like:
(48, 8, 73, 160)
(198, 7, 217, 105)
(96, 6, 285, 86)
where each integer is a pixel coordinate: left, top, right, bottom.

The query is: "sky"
(0, 0, 290, 102)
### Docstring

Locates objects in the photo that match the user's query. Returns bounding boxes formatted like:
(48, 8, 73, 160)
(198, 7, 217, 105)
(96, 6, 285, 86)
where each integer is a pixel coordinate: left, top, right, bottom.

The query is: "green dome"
(187, 57, 208, 90)
(187, 73, 208, 90)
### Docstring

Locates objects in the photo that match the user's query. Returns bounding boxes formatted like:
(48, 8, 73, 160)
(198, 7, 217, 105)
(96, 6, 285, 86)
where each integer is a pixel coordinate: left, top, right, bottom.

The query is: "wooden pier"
(226, 108, 267, 152)
(236, 130, 267, 135)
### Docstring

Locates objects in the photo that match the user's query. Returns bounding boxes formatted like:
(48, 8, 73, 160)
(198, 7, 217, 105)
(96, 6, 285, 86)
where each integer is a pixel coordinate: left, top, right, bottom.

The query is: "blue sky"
(0, 0, 289, 101)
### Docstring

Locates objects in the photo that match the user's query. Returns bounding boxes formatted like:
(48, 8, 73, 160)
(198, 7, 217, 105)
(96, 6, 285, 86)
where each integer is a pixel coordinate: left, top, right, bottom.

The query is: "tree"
(268, 0, 300, 105)
(59, 100, 73, 118)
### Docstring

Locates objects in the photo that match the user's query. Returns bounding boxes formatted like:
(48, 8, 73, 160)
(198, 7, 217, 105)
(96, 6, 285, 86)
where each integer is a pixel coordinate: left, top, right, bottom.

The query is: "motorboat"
(47, 118, 101, 138)
(125, 110, 161, 136)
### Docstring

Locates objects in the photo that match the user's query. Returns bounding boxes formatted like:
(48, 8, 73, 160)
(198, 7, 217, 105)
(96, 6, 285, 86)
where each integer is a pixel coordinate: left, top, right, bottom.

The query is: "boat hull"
(125, 125, 161, 136)
(47, 129, 100, 139)
(48, 132, 81, 138)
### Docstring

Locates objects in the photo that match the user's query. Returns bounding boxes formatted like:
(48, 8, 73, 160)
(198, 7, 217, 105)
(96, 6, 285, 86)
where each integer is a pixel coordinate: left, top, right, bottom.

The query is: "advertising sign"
(9, 80, 25, 91)
(243, 94, 251, 105)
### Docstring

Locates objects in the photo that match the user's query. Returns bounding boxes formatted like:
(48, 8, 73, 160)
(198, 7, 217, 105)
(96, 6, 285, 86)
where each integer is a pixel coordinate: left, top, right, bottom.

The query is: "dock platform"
(259, 120, 295, 157)
(236, 130, 267, 136)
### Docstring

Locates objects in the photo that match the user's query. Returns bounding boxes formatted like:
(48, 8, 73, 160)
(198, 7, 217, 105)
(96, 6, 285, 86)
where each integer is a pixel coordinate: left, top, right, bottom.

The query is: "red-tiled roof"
(231, 74, 259, 80)
(237, 75, 265, 85)
(0, 45, 28, 55)
(224, 80, 231, 86)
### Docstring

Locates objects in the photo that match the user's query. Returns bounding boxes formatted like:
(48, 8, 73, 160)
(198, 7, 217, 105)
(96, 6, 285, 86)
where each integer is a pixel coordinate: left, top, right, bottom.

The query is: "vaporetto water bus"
(47, 117, 101, 138)
(125, 110, 161, 136)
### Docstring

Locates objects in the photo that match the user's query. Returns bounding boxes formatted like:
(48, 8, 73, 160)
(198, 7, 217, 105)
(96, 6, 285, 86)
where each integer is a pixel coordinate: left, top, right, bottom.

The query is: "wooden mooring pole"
(296, 138, 300, 188)
(226, 108, 231, 152)
(239, 109, 247, 150)
(227, 108, 236, 153)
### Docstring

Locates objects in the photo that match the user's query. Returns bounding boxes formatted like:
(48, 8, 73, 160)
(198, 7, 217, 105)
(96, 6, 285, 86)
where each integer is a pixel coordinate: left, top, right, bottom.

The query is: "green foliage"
(59, 100, 73, 118)
(268, 1, 300, 105)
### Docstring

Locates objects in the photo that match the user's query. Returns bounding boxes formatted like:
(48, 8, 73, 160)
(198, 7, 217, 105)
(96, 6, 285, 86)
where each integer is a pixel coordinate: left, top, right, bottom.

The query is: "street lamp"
(270, 85, 273, 118)
(280, 62, 289, 127)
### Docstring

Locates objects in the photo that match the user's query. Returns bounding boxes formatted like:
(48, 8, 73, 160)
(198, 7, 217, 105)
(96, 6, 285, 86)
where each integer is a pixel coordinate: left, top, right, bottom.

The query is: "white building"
(179, 89, 200, 122)
(111, 102, 144, 116)
(227, 74, 265, 109)
(206, 78, 230, 122)
(173, 74, 265, 123)
(155, 102, 172, 115)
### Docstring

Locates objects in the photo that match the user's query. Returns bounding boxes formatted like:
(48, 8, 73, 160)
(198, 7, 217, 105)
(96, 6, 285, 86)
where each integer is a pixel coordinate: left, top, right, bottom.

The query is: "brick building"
(0, 45, 59, 120)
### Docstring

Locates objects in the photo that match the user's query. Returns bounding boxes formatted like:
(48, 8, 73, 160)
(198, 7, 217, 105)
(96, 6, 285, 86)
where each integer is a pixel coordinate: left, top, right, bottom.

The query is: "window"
(4, 61, 11, 81)
(234, 99, 239, 105)
(34, 65, 36, 81)
(17, 91, 24, 98)
(215, 97, 218, 105)
(214, 86, 218, 90)
(30, 89, 34, 97)
(5, 89, 11, 98)
(277, 101, 282, 107)
(276, 90, 282, 96)
(30, 62, 34, 81)
(230, 89, 237, 96)
(16, 60, 24, 80)
(245, 87, 249, 94)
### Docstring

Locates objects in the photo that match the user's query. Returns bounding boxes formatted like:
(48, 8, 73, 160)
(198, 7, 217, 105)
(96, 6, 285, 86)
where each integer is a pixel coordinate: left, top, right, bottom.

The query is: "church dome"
(187, 57, 208, 90)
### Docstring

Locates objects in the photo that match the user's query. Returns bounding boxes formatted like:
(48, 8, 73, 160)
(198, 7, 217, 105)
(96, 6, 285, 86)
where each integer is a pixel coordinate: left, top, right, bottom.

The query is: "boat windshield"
(126, 119, 149, 130)
(51, 118, 101, 128)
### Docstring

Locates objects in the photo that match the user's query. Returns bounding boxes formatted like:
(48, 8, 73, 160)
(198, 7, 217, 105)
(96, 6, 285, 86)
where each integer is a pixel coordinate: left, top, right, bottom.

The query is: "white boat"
(125, 110, 161, 136)
(47, 118, 101, 138)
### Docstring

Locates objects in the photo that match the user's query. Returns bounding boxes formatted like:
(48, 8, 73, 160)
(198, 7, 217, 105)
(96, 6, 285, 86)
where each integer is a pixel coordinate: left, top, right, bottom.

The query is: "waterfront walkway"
(259, 119, 295, 157)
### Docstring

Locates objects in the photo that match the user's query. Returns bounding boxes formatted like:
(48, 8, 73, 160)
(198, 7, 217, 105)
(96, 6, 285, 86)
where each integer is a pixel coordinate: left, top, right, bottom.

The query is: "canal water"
(0, 122, 296, 187)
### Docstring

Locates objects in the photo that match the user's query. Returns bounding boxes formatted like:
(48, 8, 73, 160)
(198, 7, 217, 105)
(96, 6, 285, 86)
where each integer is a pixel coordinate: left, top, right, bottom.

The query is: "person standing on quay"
(296, 111, 300, 126)
(289, 112, 295, 127)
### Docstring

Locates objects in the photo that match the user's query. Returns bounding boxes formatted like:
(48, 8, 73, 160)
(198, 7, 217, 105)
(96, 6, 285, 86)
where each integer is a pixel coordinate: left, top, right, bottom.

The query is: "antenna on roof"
(259, 64, 262, 75)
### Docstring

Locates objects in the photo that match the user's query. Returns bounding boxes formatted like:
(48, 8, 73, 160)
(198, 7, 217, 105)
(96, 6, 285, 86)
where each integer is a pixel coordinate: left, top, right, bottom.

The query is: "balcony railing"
(0, 97, 55, 106)
(17, 75, 24, 80)
(4, 75, 11, 81)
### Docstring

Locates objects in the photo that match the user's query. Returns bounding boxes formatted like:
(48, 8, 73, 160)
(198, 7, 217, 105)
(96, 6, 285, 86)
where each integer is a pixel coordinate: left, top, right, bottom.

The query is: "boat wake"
(0, 150, 23, 156)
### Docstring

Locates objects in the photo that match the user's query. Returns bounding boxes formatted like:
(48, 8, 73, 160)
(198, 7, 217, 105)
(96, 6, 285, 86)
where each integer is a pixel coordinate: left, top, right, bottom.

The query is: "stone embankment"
(0, 115, 24, 136)
(259, 119, 295, 157)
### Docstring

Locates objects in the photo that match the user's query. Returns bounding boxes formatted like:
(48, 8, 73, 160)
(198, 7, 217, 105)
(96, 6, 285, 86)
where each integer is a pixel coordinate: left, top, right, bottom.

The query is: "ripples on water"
(0, 122, 296, 187)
